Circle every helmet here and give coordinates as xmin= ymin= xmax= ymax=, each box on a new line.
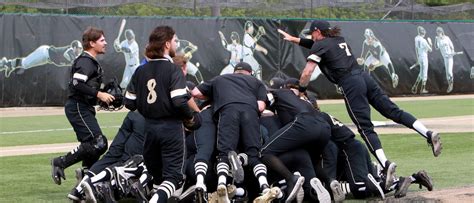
xmin=125 ymin=29 xmax=135 ymax=41
xmin=99 ymin=78 xmax=124 ymax=111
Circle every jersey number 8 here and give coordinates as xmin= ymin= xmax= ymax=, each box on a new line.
xmin=147 ymin=79 xmax=157 ymax=104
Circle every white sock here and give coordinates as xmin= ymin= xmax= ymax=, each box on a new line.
xmin=258 ymin=176 xmax=269 ymax=188
xmin=218 ymin=175 xmax=227 ymax=185
xmin=375 ymin=149 xmax=388 ymax=167
xmin=196 ymin=174 xmax=206 ymax=190
xmin=412 ymin=120 xmax=429 ymax=138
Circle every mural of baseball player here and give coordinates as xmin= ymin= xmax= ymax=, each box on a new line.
xmin=434 ymin=27 xmax=464 ymax=93
xmin=218 ymin=31 xmax=244 ymax=75
xmin=177 ymin=37 xmax=204 ymax=83
xmin=242 ymin=20 xmax=268 ymax=80
xmin=411 ymin=26 xmax=433 ymax=94
xmin=114 ymin=19 xmax=140 ymax=89
xmin=0 ymin=40 xmax=83 ymax=77
xmin=471 ymin=66 xmax=474 ymax=79
xmin=357 ymin=28 xmax=399 ymax=88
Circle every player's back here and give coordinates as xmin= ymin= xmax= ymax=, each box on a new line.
xmin=211 ymin=73 xmax=265 ymax=113
xmin=132 ymin=59 xmax=184 ymax=119
xmin=313 ymin=36 xmax=360 ymax=83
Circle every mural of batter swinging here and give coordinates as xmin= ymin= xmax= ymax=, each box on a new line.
xmin=242 ymin=20 xmax=268 ymax=80
xmin=434 ymin=26 xmax=464 ymax=93
xmin=357 ymin=28 xmax=399 ymax=88
xmin=411 ymin=26 xmax=433 ymax=94
xmin=177 ymin=37 xmax=204 ymax=84
xmin=218 ymin=31 xmax=244 ymax=75
xmin=0 ymin=40 xmax=83 ymax=78
xmin=113 ymin=19 xmax=140 ymax=89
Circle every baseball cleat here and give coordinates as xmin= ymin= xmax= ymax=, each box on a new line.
xmin=383 ymin=160 xmax=397 ymax=190
xmin=254 ymin=187 xmax=281 ymax=203
xmin=367 ymin=173 xmax=385 ymax=199
xmin=427 ymin=131 xmax=442 ymax=157
xmin=285 ymin=174 xmax=305 ymax=203
xmin=216 ymin=184 xmax=230 ymax=203
xmin=81 ymin=178 xmax=97 ymax=203
xmin=394 ymin=176 xmax=412 ymax=198
xmin=413 ymin=170 xmax=433 ymax=191
xmin=330 ymin=180 xmax=345 ymax=202
xmin=310 ymin=177 xmax=331 ymax=203
xmin=67 ymin=188 xmax=83 ymax=201
xmin=130 ymin=180 xmax=147 ymax=203
xmin=195 ymin=185 xmax=207 ymax=203
xmin=228 ymin=151 xmax=244 ymax=184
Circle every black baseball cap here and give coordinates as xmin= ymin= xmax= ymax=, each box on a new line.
xmin=303 ymin=20 xmax=331 ymax=35
xmin=284 ymin=78 xmax=300 ymax=89
xmin=269 ymin=77 xmax=285 ymax=89
xmin=234 ymin=62 xmax=252 ymax=73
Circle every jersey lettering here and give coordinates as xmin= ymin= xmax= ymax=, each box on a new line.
xmin=146 ymin=79 xmax=157 ymax=104
xmin=338 ymin=42 xmax=352 ymax=56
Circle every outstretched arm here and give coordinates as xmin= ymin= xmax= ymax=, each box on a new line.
xmin=299 ymin=60 xmax=319 ymax=89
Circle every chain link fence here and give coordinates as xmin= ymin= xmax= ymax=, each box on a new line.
xmin=1 ymin=0 xmax=473 ymax=20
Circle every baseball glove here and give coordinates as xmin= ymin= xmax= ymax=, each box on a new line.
xmin=98 ymin=78 xmax=124 ymax=111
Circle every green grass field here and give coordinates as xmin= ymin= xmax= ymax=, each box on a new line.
xmin=0 ymin=97 xmax=473 ymax=202
xmin=0 ymin=133 xmax=472 ymax=202
xmin=1 ymin=98 xmax=472 ymax=147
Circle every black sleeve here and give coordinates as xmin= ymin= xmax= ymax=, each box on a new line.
xmin=307 ymin=41 xmax=328 ymax=64
xmin=170 ymin=66 xmax=193 ymax=119
xmin=71 ymin=58 xmax=99 ymax=97
xmin=256 ymin=80 xmax=268 ymax=102
xmin=196 ymin=79 xmax=213 ymax=97
xmin=299 ymin=38 xmax=314 ymax=49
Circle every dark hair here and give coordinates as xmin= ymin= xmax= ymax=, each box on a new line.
xmin=82 ymin=27 xmax=104 ymax=50
xmin=146 ymin=26 xmax=175 ymax=59
xmin=173 ymin=54 xmax=188 ymax=68
xmin=321 ymin=26 xmax=341 ymax=38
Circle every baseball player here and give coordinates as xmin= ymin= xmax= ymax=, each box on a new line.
xmin=261 ymin=78 xmax=331 ymax=202
xmin=357 ymin=28 xmax=399 ymax=88
xmin=278 ymin=20 xmax=442 ymax=191
xmin=191 ymin=62 xmax=277 ymax=203
xmin=219 ymin=31 xmax=244 ymax=75
xmin=242 ymin=21 xmax=268 ymax=80
xmin=124 ymin=26 xmax=201 ymax=203
xmin=51 ymin=27 xmax=114 ymax=186
xmin=435 ymin=27 xmax=459 ymax=93
xmin=67 ymin=110 xmax=149 ymax=202
xmin=114 ymin=29 xmax=140 ymax=89
xmin=177 ymin=38 xmax=204 ymax=84
xmin=0 ymin=40 xmax=83 ymax=77
xmin=412 ymin=26 xmax=433 ymax=94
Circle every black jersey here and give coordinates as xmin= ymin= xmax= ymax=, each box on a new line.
xmin=197 ymin=73 xmax=267 ymax=114
xmin=268 ymin=89 xmax=316 ymax=125
xmin=126 ymin=57 xmax=190 ymax=120
xmin=319 ymin=112 xmax=355 ymax=143
xmin=68 ymin=52 xmax=103 ymax=105
xmin=307 ymin=36 xmax=361 ymax=84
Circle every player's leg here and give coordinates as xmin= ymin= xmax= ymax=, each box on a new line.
xmin=193 ymin=108 xmax=216 ymax=200
xmin=338 ymin=72 xmax=396 ymax=190
xmin=364 ymin=73 xmax=442 ymax=157
xmin=148 ymin=120 xmax=185 ymax=203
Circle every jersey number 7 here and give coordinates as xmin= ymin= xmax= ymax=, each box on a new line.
xmin=338 ymin=43 xmax=352 ymax=56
